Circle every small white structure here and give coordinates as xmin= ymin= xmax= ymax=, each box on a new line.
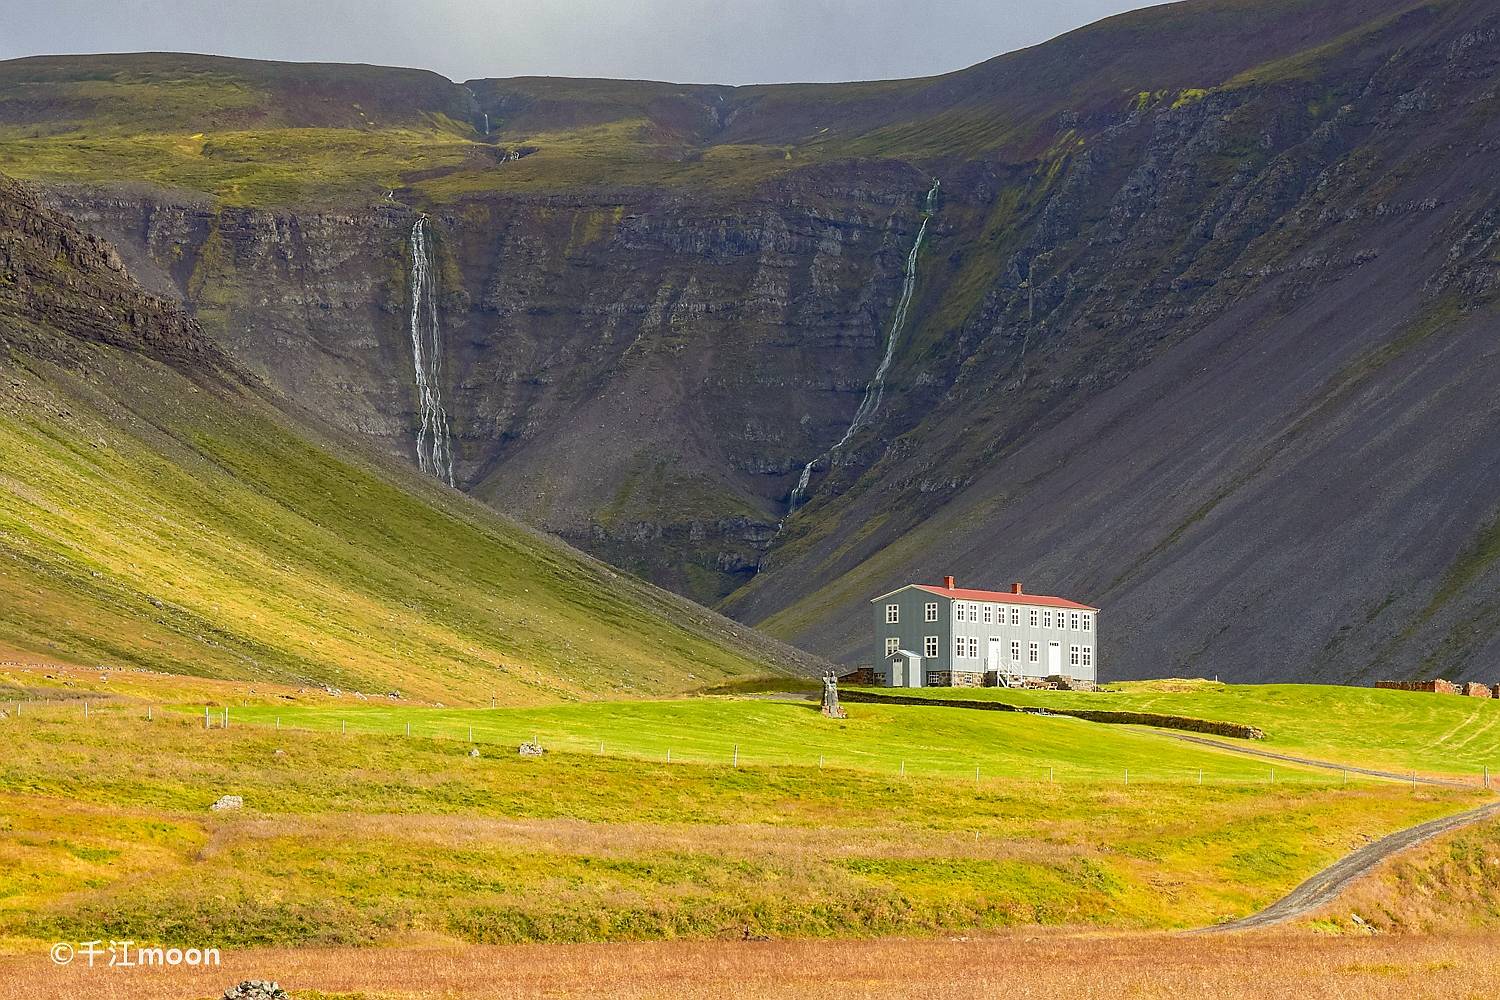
xmin=884 ymin=649 xmax=924 ymax=689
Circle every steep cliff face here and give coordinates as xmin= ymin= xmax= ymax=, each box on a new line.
xmin=0 ymin=175 xmax=215 ymax=364
xmin=9 ymin=0 xmax=1500 ymax=683
xmin=44 ymin=161 xmax=935 ymax=603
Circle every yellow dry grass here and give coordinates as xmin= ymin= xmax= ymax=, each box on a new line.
xmin=3 ymin=930 xmax=1499 ymax=999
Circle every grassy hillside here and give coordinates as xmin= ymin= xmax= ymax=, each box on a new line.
xmin=0 ymin=2 xmax=1434 ymax=206
xmin=851 ymin=681 xmax=1500 ymax=779
xmin=0 ymin=667 xmax=1475 ymax=949
xmin=0 ymin=346 xmax=810 ymax=703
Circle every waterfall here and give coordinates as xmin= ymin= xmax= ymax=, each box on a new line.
xmin=483 ymin=112 xmax=491 ymax=136
xmin=407 ymin=216 xmax=456 ymax=487
xmin=786 ymin=178 xmax=940 ymax=514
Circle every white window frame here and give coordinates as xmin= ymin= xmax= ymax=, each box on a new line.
xmin=1043 ymin=610 xmax=1053 ymax=628
xmin=885 ymin=637 xmax=901 ymax=657
xmin=924 ymin=602 xmax=939 ymax=623
xmin=1010 ymin=640 xmax=1020 ymax=661
xmin=1082 ymin=614 xmax=1092 ymax=631
xmin=969 ymin=605 xmax=978 ymax=622
xmin=1069 ymin=612 xmax=1080 ymax=630
xmin=983 ymin=605 xmax=993 ymax=624
xmin=886 ymin=603 xmax=900 ymax=624
xmin=924 ymin=635 xmax=939 ymax=658
xmin=1028 ymin=642 xmax=1039 ymax=663
xmin=955 ymin=637 xmax=966 ymax=659
xmin=1029 ymin=609 xmax=1038 ymax=627
xmin=954 ymin=603 xmax=965 ymax=622
xmin=1070 ymin=644 xmax=1080 ymax=667
xmin=1010 ymin=607 xmax=1020 ymax=625
xmin=968 ymin=637 xmax=978 ymax=658
xmin=1082 ymin=646 xmax=1093 ymax=668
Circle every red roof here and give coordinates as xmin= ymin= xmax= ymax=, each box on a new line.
xmin=908 ymin=583 xmax=1098 ymax=612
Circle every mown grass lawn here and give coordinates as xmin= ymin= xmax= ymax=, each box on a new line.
xmin=220 ymin=696 xmax=1343 ymax=784
xmin=848 ymin=681 xmax=1500 ymax=779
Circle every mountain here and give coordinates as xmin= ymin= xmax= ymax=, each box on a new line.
xmin=0 ymin=172 xmax=820 ymax=703
xmin=2 ymin=0 xmax=1499 ymax=683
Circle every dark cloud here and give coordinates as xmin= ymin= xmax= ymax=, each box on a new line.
xmin=7 ymin=0 xmax=1152 ymax=84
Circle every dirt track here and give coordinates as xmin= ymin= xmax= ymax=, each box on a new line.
xmin=1168 ymin=733 xmax=1480 ymax=788
xmin=1203 ymin=799 xmax=1500 ymax=932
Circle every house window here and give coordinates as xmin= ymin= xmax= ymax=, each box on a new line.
xmin=969 ymin=605 xmax=978 ymax=622
xmin=1028 ymin=642 xmax=1039 ymax=663
xmin=924 ymin=635 xmax=939 ymax=658
xmin=983 ymin=606 xmax=992 ymax=624
xmin=1070 ymin=645 xmax=1080 ymax=667
xmin=886 ymin=604 xmax=900 ymax=624
xmin=1082 ymin=647 xmax=1093 ymax=668
xmin=1010 ymin=607 xmax=1020 ymax=625
xmin=924 ymin=602 xmax=939 ymax=622
xmin=968 ymin=637 xmax=978 ymax=658
xmin=1010 ymin=640 xmax=1020 ymax=661
xmin=1029 ymin=609 xmax=1038 ymax=627
xmin=954 ymin=603 xmax=965 ymax=622
xmin=1043 ymin=610 xmax=1052 ymax=628
xmin=885 ymin=637 xmax=901 ymax=657
xmin=955 ymin=637 xmax=966 ymax=659
xmin=1069 ymin=612 xmax=1080 ymax=630
xmin=1082 ymin=614 xmax=1092 ymax=631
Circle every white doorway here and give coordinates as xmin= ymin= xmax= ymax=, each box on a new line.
xmin=1047 ymin=642 xmax=1062 ymax=676
xmin=986 ymin=637 xmax=1001 ymax=674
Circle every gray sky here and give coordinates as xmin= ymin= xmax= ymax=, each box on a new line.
xmin=8 ymin=0 xmax=1157 ymax=85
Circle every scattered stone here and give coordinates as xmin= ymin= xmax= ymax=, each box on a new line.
xmin=272 ymin=749 xmax=286 ymax=757
xmin=209 ymin=795 xmax=243 ymax=812
xmin=517 ymin=742 xmax=546 ymax=757
xmin=222 ymin=981 xmax=289 ymax=1000
xmin=0 ymin=709 xmax=8 ymax=720
xmin=468 ymin=747 xmax=481 ymax=758
xmin=387 ymin=689 xmax=402 ymax=700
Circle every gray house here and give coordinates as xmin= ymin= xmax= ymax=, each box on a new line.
xmin=870 ymin=576 xmax=1099 ymax=688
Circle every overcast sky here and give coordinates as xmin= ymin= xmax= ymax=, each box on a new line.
xmin=8 ymin=0 xmax=1159 ymax=85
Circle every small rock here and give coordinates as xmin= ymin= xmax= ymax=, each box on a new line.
xmin=222 ymin=981 xmax=289 ymax=1000
xmin=468 ymin=747 xmax=481 ymax=758
xmin=517 ymin=742 xmax=546 ymax=757
xmin=272 ymin=749 xmax=286 ymax=757
xmin=209 ymin=795 xmax=243 ymax=812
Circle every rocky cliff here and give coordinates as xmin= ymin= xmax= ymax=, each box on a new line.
xmin=8 ymin=0 xmax=1500 ymax=683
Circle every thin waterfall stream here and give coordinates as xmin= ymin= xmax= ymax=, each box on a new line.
xmin=785 ymin=178 xmax=940 ymax=515
xmin=407 ymin=215 xmax=456 ymax=487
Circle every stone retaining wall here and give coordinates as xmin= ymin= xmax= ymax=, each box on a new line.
xmin=840 ymin=691 xmax=1266 ymax=740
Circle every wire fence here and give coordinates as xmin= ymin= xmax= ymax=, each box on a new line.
xmin=5 ymin=696 xmax=1493 ymax=792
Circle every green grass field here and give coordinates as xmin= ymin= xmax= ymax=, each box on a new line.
xmin=0 ymin=678 xmax=1478 ymax=949
xmin=221 ymin=696 xmax=1344 ymax=784
xmin=850 ymin=680 xmax=1500 ymax=780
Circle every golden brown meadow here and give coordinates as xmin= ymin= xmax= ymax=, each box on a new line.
xmin=5 ymin=929 xmax=1500 ymax=1000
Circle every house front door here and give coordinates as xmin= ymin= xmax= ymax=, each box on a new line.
xmin=1047 ymin=642 xmax=1062 ymax=676
xmin=986 ymin=637 xmax=1001 ymax=674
